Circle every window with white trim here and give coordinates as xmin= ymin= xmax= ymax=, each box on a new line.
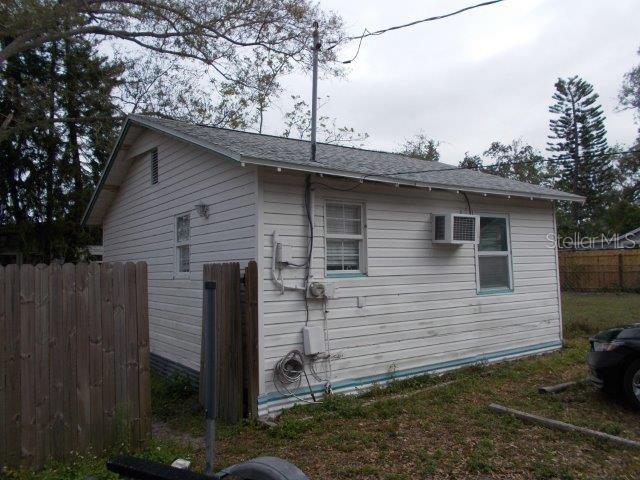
xmin=325 ymin=202 xmax=365 ymax=275
xmin=175 ymin=213 xmax=190 ymax=274
xmin=477 ymin=215 xmax=512 ymax=292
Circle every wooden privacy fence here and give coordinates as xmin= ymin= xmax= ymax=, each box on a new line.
xmin=0 ymin=262 xmax=151 ymax=469
xmin=559 ymin=249 xmax=640 ymax=291
xmin=199 ymin=261 xmax=258 ymax=423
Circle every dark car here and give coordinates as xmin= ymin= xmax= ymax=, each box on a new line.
xmin=587 ymin=323 xmax=640 ymax=409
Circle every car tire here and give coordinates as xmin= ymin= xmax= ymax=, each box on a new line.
xmin=623 ymin=359 xmax=640 ymax=410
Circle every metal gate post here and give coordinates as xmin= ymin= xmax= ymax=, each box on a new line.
xmin=204 ymin=281 xmax=217 ymax=476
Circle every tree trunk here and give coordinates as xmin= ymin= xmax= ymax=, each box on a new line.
xmin=568 ymin=86 xmax=582 ymax=235
xmin=64 ymin=39 xmax=83 ymax=224
xmin=43 ymin=42 xmax=60 ymax=260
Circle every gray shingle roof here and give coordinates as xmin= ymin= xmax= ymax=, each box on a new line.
xmin=131 ymin=114 xmax=583 ymax=202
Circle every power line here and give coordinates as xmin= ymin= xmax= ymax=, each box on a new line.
xmin=327 ymin=0 xmax=506 ymax=59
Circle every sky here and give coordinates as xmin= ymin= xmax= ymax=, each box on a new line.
xmin=261 ymin=0 xmax=640 ymax=166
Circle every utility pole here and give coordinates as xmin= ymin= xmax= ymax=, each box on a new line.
xmin=310 ymin=21 xmax=320 ymax=162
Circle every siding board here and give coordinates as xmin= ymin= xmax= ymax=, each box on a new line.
xmin=259 ymin=171 xmax=561 ymax=415
xmin=102 ymin=131 xmax=257 ymax=371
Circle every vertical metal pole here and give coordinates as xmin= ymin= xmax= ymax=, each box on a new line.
xmin=204 ymin=281 xmax=216 ymax=476
xmin=310 ymin=21 xmax=320 ymax=163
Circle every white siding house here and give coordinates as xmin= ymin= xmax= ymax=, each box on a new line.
xmin=83 ymin=115 xmax=583 ymax=416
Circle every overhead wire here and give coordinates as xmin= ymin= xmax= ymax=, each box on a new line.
xmin=327 ymin=0 xmax=507 ymax=62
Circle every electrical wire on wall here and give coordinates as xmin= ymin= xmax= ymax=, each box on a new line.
xmin=271 ymin=174 xmax=336 ymax=403
xmin=273 ymin=350 xmax=317 ymax=403
xmin=303 ymin=174 xmax=314 ymax=325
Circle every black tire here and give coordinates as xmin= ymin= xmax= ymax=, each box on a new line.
xmin=623 ymin=359 xmax=640 ymax=410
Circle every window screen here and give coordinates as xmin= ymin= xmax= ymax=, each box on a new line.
xmin=325 ymin=203 xmax=364 ymax=273
xmin=176 ymin=213 xmax=190 ymax=273
xmin=478 ymin=256 xmax=510 ymax=289
xmin=327 ymin=239 xmax=360 ymax=271
xmin=479 ymin=217 xmax=507 ymax=251
xmin=477 ymin=216 xmax=511 ymax=292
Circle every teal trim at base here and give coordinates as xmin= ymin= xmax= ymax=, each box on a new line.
xmin=258 ymin=340 xmax=562 ymax=405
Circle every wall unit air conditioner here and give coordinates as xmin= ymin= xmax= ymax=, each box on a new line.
xmin=432 ymin=213 xmax=479 ymax=245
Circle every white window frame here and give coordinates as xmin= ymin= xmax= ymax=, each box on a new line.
xmin=174 ymin=212 xmax=191 ymax=277
xmin=475 ymin=213 xmax=513 ymax=294
xmin=324 ymin=200 xmax=367 ymax=277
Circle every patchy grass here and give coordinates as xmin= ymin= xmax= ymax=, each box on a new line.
xmin=2 ymin=438 xmax=194 ymax=480
xmin=8 ymin=293 xmax=640 ymax=479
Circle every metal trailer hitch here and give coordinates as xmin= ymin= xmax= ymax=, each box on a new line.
xmin=106 ymin=455 xmax=309 ymax=480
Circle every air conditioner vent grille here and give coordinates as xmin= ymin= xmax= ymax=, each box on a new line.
xmin=453 ymin=216 xmax=476 ymax=241
xmin=434 ymin=215 xmax=445 ymax=241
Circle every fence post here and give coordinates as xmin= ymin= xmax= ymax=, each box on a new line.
xmin=203 ymin=280 xmax=217 ymax=476
xmin=618 ymin=253 xmax=624 ymax=291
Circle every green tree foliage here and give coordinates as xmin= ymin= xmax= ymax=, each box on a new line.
xmin=616 ymin=47 xmax=640 ymax=203
xmin=602 ymin=199 xmax=640 ymax=236
xmin=0 ymin=39 xmax=121 ymax=261
xmin=458 ymin=152 xmax=483 ymax=170
xmin=282 ymin=95 xmax=369 ymax=145
xmin=547 ymin=76 xmax=615 ymax=236
xmin=398 ymin=133 xmax=440 ymax=161
xmin=0 ymin=1 xmax=346 ymax=262
xmin=0 ymin=1 xmax=344 ymax=137
xmin=619 ymin=46 xmax=640 ymax=140
xmin=483 ymin=140 xmax=550 ymax=185
xmin=457 ymin=140 xmax=550 ymax=185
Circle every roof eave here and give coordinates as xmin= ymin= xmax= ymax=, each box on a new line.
xmin=129 ymin=114 xmax=242 ymax=163
xmin=83 ymin=116 xmax=584 ymax=229
xmin=81 ymin=118 xmax=132 ymax=227
xmin=239 ymin=155 xmax=585 ymax=203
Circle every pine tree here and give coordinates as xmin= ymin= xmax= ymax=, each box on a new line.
xmin=547 ymin=76 xmax=614 ymax=236
xmin=0 ymin=39 xmax=120 ymax=261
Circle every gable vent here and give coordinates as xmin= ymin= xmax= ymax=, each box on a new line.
xmin=151 ymin=149 xmax=159 ymax=185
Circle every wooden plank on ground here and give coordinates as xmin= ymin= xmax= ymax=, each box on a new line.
xmin=34 ymin=264 xmax=50 ymax=466
xmin=4 ymin=264 xmax=21 ymax=466
xmin=75 ymin=263 xmax=91 ymax=452
xmin=136 ymin=262 xmax=151 ymax=448
xmin=20 ymin=264 xmax=36 ymax=466
xmin=62 ymin=263 xmax=77 ymax=456
xmin=48 ymin=263 xmax=64 ymax=460
xmin=101 ymin=263 xmax=116 ymax=447
xmin=124 ymin=262 xmax=140 ymax=449
xmin=88 ymin=262 xmax=103 ymax=453
xmin=489 ymin=403 xmax=640 ymax=448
